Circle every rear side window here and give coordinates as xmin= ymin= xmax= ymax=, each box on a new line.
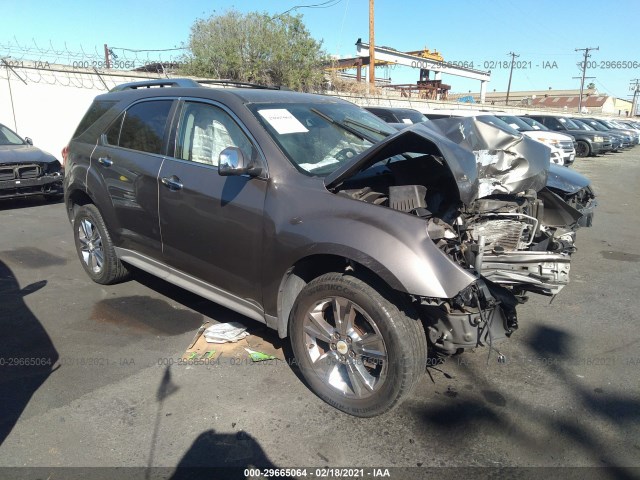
xmin=115 ymin=100 xmax=172 ymax=154
xmin=73 ymin=100 xmax=117 ymax=138
xmin=106 ymin=113 xmax=124 ymax=145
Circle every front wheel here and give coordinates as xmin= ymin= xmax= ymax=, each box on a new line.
xmin=289 ymin=273 xmax=427 ymax=417
xmin=575 ymin=140 xmax=591 ymax=158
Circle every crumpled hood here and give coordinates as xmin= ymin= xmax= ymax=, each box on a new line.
xmin=325 ymin=117 xmax=551 ymax=204
xmin=325 ymin=122 xmax=480 ymax=205
xmin=427 ymin=117 xmax=550 ymax=198
xmin=0 ymin=145 xmax=59 ymax=165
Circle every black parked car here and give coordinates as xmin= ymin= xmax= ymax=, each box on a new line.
xmin=580 ymin=118 xmax=637 ymax=147
xmin=64 ymin=79 xmax=595 ymax=416
xmin=526 ymin=114 xmax=612 ymax=157
xmin=0 ymin=123 xmax=64 ymax=200
xmin=364 ymin=106 xmax=428 ymax=125
xmin=571 ymin=118 xmax=623 ymax=152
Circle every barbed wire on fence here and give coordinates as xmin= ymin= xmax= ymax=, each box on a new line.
xmin=1 ymin=38 xmax=188 ymax=69
xmin=0 ymin=39 xmax=192 ymax=90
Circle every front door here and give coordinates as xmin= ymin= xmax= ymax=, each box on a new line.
xmin=158 ymin=100 xmax=268 ymax=309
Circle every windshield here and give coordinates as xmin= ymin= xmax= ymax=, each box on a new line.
xmin=608 ymin=120 xmax=628 ymax=129
xmin=582 ymin=119 xmax=608 ymax=131
xmin=571 ymin=119 xmax=594 ymax=131
xmin=518 ymin=117 xmax=549 ymax=131
xmin=396 ymin=109 xmax=428 ymax=124
xmin=495 ymin=115 xmax=534 ymax=131
xmin=558 ymin=117 xmax=580 ymax=129
xmin=248 ymin=102 xmax=396 ymax=176
xmin=476 ymin=115 xmax=522 ymax=136
xmin=0 ymin=124 xmax=25 ymax=146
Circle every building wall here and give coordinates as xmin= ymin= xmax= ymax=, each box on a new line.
xmin=0 ymin=66 xmax=161 ymax=159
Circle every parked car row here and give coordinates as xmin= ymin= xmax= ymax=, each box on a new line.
xmin=366 ymin=106 xmax=639 ymax=163
xmin=527 ymin=114 xmax=638 ymax=157
xmin=367 ymin=107 xmax=578 ymax=166
xmin=62 ymin=79 xmax=597 ymax=416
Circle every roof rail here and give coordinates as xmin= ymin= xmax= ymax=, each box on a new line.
xmin=197 ymin=79 xmax=278 ymax=90
xmin=110 ymin=78 xmax=281 ymax=92
xmin=110 ymin=78 xmax=202 ymax=92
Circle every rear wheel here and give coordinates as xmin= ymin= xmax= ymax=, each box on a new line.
xmin=289 ymin=273 xmax=427 ymax=417
xmin=73 ymin=204 xmax=130 ymax=284
xmin=575 ymin=140 xmax=591 ymax=157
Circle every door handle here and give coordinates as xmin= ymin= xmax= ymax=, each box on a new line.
xmin=98 ymin=157 xmax=113 ymax=167
xmin=161 ymin=175 xmax=183 ymax=191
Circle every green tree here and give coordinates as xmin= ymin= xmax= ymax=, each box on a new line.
xmin=586 ymin=82 xmax=596 ymax=90
xmin=181 ymin=10 xmax=327 ymax=91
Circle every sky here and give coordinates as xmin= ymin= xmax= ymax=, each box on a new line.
xmin=2 ymin=0 xmax=640 ymax=99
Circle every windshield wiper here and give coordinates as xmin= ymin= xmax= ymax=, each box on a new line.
xmin=342 ymin=117 xmax=391 ymax=138
xmin=310 ymin=108 xmax=380 ymax=143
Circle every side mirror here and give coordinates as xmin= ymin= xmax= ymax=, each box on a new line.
xmin=218 ymin=147 xmax=262 ymax=177
xmin=24 ymin=137 xmax=33 ymax=146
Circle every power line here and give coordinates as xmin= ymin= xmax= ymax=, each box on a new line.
xmin=110 ymin=47 xmax=187 ymax=52
xmin=279 ymin=0 xmax=343 ymax=16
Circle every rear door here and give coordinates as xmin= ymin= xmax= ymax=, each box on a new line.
xmin=90 ymin=98 xmax=175 ymax=258
xmin=158 ymin=99 xmax=268 ymax=308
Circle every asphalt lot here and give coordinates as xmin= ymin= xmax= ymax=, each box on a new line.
xmin=0 ymin=148 xmax=639 ymax=480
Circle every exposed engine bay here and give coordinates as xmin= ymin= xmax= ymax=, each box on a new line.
xmin=327 ymin=118 xmax=597 ymax=355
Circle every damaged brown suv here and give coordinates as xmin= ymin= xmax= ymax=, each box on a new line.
xmin=64 ymin=79 xmax=595 ymax=416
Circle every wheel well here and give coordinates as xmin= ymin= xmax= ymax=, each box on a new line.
xmin=66 ymin=189 xmax=94 ymax=223
xmin=277 ymin=254 xmax=404 ymax=339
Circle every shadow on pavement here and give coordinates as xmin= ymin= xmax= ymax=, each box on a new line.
xmin=0 ymin=260 xmax=59 ymax=445
xmin=416 ymin=324 xmax=640 ymax=479
xmin=0 ymin=195 xmax=63 ymax=212
xmin=143 ymin=365 xmax=291 ymax=480
xmin=128 ymin=267 xmax=287 ymax=349
xmin=169 ymin=429 xmax=292 ymax=480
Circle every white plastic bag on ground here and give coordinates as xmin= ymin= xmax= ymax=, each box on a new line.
xmin=203 ymin=322 xmax=249 ymax=343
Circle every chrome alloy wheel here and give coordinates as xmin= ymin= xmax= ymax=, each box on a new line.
xmin=303 ymin=296 xmax=388 ymax=398
xmin=77 ymin=219 xmax=104 ymax=274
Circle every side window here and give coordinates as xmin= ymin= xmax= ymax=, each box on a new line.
xmin=106 ymin=113 xmax=124 ymax=146
xmin=116 ymin=100 xmax=172 ymax=154
xmin=73 ymin=100 xmax=117 ymax=138
xmin=546 ymin=118 xmax=563 ymax=131
xmin=175 ymin=102 xmax=255 ymax=166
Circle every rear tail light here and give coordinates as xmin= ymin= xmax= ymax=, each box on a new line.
xmin=61 ymin=145 xmax=69 ymax=169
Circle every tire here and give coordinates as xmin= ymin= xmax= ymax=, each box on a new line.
xmin=73 ymin=204 xmax=130 ymax=285
xmin=575 ymin=140 xmax=591 ymax=158
xmin=289 ymin=273 xmax=427 ymax=417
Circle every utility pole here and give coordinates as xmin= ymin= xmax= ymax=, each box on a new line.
xmin=368 ymin=0 xmax=375 ymax=91
xmin=104 ymin=44 xmax=111 ymax=69
xmin=575 ymin=46 xmax=599 ymax=113
xmin=505 ymin=52 xmax=519 ymax=105
xmin=630 ymin=79 xmax=640 ymax=117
